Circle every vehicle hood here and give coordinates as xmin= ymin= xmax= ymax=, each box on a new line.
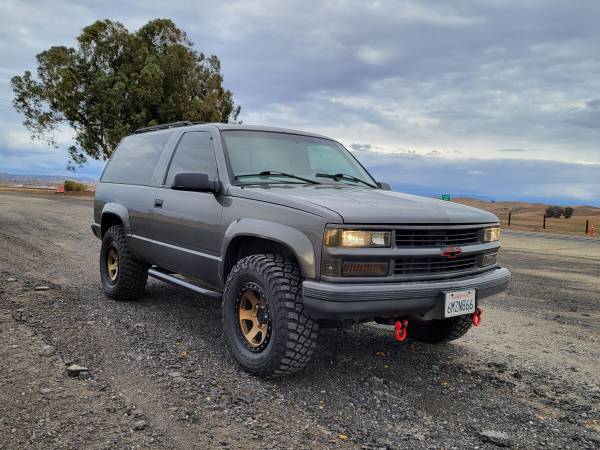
xmin=229 ymin=185 xmax=499 ymax=224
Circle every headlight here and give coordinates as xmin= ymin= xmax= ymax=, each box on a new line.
xmin=324 ymin=229 xmax=391 ymax=247
xmin=483 ymin=226 xmax=501 ymax=242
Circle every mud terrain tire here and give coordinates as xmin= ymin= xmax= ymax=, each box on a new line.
xmin=100 ymin=225 xmax=148 ymax=301
xmin=222 ymin=254 xmax=318 ymax=378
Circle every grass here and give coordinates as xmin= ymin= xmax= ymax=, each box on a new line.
xmin=63 ymin=180 xmax=87 ymax=192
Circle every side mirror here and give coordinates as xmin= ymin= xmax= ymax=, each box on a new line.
xmin=378 ymin=181 xmax=391 ymax=191
xmin=171 ymin=173 xmax=221 ymax=193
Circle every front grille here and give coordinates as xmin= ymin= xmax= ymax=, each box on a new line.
xmin=394 ymin=255 xmax=478 ymax=276
xmin=395 ymin=228 xmax=480 ymax=247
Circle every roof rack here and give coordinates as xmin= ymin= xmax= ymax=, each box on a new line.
xmin=134 ymin=121 xmax=196 ymax=134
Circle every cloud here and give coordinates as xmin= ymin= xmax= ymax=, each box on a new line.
xmin=350 ymin=143 xmax=372 ymax=151
xmin=497 ymin=148 xmax=528 ymax=153
xmin=1 ymin=0 xmax=600 ymax=194
xmin=357 ymin=46 xmax=389 ymax=65
xmin=353 ymin=150 xmax=600 ymax=205
xmin=567 ymin=98 xmax=600 ymax=129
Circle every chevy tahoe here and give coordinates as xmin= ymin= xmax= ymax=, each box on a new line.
xmin=92 ymin=121 xmax=511 ymax=378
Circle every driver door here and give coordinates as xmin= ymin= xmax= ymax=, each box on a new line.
xmin=150 ymin=131 xmax=223 ymax=288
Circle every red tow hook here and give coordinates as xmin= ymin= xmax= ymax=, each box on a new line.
xmin=472 ymin=307 xmax=483 ymax=327
xmin=395 ymin=320 xmax=408 ymax=342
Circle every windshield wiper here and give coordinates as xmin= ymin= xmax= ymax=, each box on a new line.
xmin=235 ymin=170 xmax=320 ymax=185
xmin=315 ymin=172 xmax=377 ymax=188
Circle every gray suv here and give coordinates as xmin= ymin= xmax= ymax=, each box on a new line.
xmin=92 ymin=121 xmax=510 ymax=377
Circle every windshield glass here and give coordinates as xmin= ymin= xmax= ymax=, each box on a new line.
xmin=222 ymin=130 xmax=376 ymax=187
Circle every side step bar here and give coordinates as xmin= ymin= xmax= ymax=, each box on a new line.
xmin=148 ymin=267 xmax=222 ymax=299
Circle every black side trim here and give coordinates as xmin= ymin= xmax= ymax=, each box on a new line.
xmin=148 ymin=267 xmax=222 ymax=298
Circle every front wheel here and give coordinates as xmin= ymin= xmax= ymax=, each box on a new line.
xmin=409 ymin=314 xmax=473 ymax=343
xmin=222 ymin=254 xmax=319 ymax=378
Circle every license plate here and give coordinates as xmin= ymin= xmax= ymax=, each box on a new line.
xmin=444 ymin=289 xmax=476 ymax=318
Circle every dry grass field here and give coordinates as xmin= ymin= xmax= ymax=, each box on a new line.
xmin=0 ymin=185 xmax=94 ymax=197
xmin=455 ymin=198 xmax=600 ymax=236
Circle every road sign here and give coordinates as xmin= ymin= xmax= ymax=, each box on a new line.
xmin=441 ymin=194 xmax=451 ymax=201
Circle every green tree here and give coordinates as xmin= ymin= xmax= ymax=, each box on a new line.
xmin=64 ymin=180 xmax=87 ymax=191
xmin=545 ymin=205 xmax=564 ymax=218
xmin=11 ymin=19 xmax=240 ymax=170
xmin=563 ymin=207 xmax=574 ymax=219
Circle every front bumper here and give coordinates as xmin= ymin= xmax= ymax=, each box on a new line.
xmin=302 ymin=267 xmax=511 ymax=320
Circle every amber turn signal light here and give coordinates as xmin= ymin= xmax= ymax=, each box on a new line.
xmin=342 ymin=262 xmax=388 ymax=277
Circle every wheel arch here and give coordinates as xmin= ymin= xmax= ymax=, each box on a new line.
xmin=221 ymin=219 xmax=316 ymax=283
xmin=100 ymin=203 xmax=131 ymax=237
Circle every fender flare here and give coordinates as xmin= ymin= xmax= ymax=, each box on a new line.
xmin=101 ymin=203 xmax=132 ymax=234
xmin=220 ymin=219 xmax=316 ymax=280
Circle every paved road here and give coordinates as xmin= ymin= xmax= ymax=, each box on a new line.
xmin=1 ymin=192 xmax=599 ymax=449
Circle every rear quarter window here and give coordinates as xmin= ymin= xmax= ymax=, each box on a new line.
xmin=101 ymin=131 xmax=173 ymax=185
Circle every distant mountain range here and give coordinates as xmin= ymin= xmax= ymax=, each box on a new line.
xmin=0 ymin=172 xmax=98 ymax=187
xmin=389 ymin=183 xmax=498 ymax=203
xmin=0 ymin=172 xmax=593 ymax=207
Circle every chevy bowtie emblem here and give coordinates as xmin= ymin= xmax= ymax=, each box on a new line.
xmin=441 ymin=247 xmax=463 ymax=259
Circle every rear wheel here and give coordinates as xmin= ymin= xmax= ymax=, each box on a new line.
xmin=222 ymin=254 xmax=318 ymax=378
xmin=409 ymin=315 xmax=472 ymax=343
xmin=100 ymin=225 xmax=148 ymax=301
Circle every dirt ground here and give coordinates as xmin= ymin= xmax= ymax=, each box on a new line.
xmin=0 ymin=192 xmax=599 ymax=449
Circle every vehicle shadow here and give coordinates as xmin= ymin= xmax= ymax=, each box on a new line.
xmin=141 ymin=281 xmax=475 ymax=386
xmin=124 ymin=281 xmax=503 ymax=432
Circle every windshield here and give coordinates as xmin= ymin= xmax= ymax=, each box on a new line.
xmin=222 ymin=130 xmax=377 ymax=187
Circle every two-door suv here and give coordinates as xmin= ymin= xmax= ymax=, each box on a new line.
xmin=92 ymin=121 xmax=511 ymax=377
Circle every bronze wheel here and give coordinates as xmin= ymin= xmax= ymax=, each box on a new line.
xmin=222 ymin=255 xmax=319 ymax=377
xmin=100 ymin=225 xmax=148 ymax=301
xmin=106 ymin=246 xmax=119 ymax=283
xmin=237 ymin=283 xmax=271 ymax=352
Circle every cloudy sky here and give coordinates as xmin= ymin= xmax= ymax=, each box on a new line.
xmin=1 ymin=0 xmax=599 ymax=204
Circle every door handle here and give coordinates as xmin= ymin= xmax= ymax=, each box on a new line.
xmin=154 ymin=199 xmax=163 ymax=208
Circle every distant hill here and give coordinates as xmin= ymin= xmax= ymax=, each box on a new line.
xmin=454 ymin=198 xmax=600 ymax=217
xmin=454 ymin=198 xmax=600 ymax=235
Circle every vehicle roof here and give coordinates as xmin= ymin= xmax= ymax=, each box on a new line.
xmin=136 ymin=122 xmax=336 ymax=141
xmin=211 ymin=123 xmax=332 ymax=140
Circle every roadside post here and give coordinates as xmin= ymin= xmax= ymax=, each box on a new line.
xmin=508 ymin=213 xmax=511 ymax=227
xmin=543 ymin=214 xmax=546 ymax=230
xmin=590 ymin=224 xmax=596 ymax=238
xmin=585 ymin=220 xmax=589 ymax=234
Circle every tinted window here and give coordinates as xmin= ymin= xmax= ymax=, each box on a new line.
xmin=222 ymin=131 xmax=375 ymax=186
xmin=307 ymin=145 xmax=361 ymax=176
xmin=165 ymin=132 xmax=218 ymax=186
xmin=102 ymin=131 xmax=172 ymax=185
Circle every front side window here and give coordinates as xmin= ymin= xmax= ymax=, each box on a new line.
xmin=222 ymin=130 xmax=376 ymax=187
xmin=102 ymin=131 xmax=173 ymax=185
xmin=165 ymin=131 xmax=218 ymax=186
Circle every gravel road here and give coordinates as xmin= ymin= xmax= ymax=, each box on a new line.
xmin=1 ymin=192 xmax=599 ymax=449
